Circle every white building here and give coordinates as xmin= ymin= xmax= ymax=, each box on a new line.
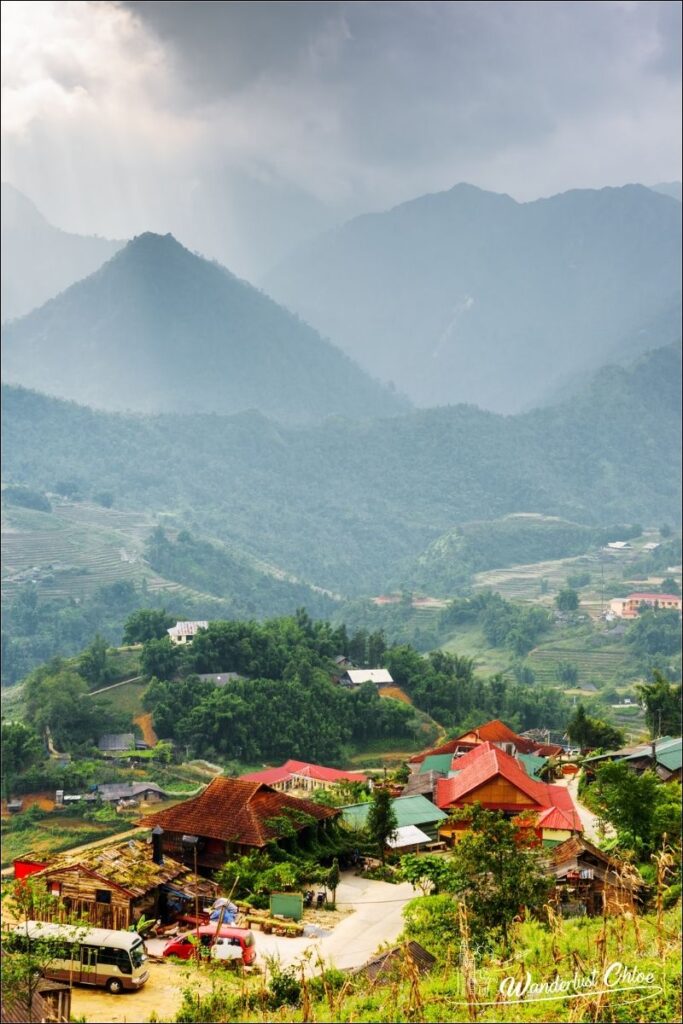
xmin=167 ymin=620 xmax=209 ymax=645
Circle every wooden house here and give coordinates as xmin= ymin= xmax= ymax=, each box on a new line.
xmin=1 ymin=976 xmax=71 ymax=1024
xmin=409 ymin=719 xmax=563 ymax=764
xmin=434 ymin=743 xmax=582 ymax=846
xmin=14 ymin=837 xmax=216 ymax=931
xmin=140 ymin=777 xmax=338 ymax=869
xmin=545 ymin=836 xmax=643 ymax=916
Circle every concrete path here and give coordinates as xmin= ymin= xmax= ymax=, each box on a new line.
xmin=563 ymin=775 xmax=615 ymax=843
xmin=146 ymin=872 xmax=416 ymax=975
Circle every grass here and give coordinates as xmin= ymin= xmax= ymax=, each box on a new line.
xmin=93 ymin=678 xmax=149 ymax=719
xmin=0 ymin=812 xmax=133 ymax=869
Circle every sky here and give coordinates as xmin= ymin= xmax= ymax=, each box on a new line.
xmin=1 ymin=0 xmax=681 ymax=279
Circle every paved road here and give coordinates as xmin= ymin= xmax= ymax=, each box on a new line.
xmin=563 ymin=775 xmax=615 ymax=843
xmin=146 ymin=871 xmax=415 ymax=975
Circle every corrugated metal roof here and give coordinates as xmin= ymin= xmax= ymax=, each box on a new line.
xmin=418 ymin=754 xmax=452 ymax=776
xmin=343 ymin=669 xmax=394 ymax=685
xmin=341 ymin=794 xmax=447 ymax=831
xmin=239 ymin=761 xmax=368 ymax=786
xmin=167 ymin=620 xmax=209 ymax=635
xmin=386 ymin=825 xmax=432 ymax=848
xmin=97 ymin=733 xmax=135 ymax=751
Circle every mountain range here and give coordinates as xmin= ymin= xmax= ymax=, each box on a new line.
xmin=1 ymin=231 xmax=405 ymax=423
xmin=1 ymin=183 xmax=124 ymax=321
xmin=3 ymin=342 xmax=680 ymax=595
xmin=264 ymin=183 xmax=681 ymax=413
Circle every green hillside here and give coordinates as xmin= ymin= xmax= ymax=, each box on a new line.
xmin=2 ymin=344 xmax=680 ymax=601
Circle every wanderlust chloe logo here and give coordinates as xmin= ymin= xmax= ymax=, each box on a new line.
xmin=497 ymin=961 xmax=662 ymax=1004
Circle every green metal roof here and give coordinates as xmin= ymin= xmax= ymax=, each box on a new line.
xmin=516 ymin=753 xmax=548 ymax=780
xmin=653 ymin=738 xmax=682 ymax=772
xmin=341 ymin=794 xmax=447 ymax=832
xmin=419 ymin=754 xmax=453 ymax=776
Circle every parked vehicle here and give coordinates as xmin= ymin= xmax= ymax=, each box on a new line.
xmin=303 ymin=890 xmax=314 ymax=907
xmin=315 ymin=891 xmax=326 ymax=908
xmin=9 ymin=921 xmax=148 ymax=994
xmin=162 ymin=925 xmax=256 ymax=965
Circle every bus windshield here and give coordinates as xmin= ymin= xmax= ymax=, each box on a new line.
xmin=130 ymin=939 xmax=146 ymax=968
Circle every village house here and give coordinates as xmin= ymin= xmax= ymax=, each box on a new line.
xmin=434 ymin=742 xmax=583 ymax=846
xmin=583 ymin=736 xmax=682 ymax=783
xmin=95 ymin=781 xmax=165 ymax=805
xmin=609 ymin=593 xmax=682 ymax=619
xmin=239 ymin=760 xmax=368 ymax=796
xmin=167 ymin=620 xmax=209 ymax=645
xmin=13 ymin=836 xmax=217 ymax=931
xmin=140 ymin=776 xmax=339 ymax=870
xmin=97 ymin=733 xmax=135 ymax=753
xmin=408 ymin=719 xmax=564 ymax=764
xmin=1 ymin=975 xmax=71 ymax=1024
xmin=341 ymin=793 xmax=447 ymax=843
xmin=339 ymin=668 xmax=394 ymax=688
xmin=545 ymin=836 xmax=642 ymax=916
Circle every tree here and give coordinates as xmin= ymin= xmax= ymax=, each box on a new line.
xmin=2 ymin=878 xmax=87 ymax=1023
xmin=398 ymin=854 xmax=459 ymax=895
xmin=555 ymin=588 xmax=579 ymax=612
xmin=140 ymin=636 xmax=181 ymax=680
xmin=450 ymin=805 xmax=551 ymax=951
xmin=566 ymin=704 xmax=624 ymax=751
xmin=660 ymin=577 xmax=681 ymax=595
xmin=591 ymin=761 xmax=680 ymax=854
xmin=327 ymin=858 xmax=340 ymax=906
xmin=123 ymin=608 xmax=175 ymax=645
xmin=637 ymin=671 xmax=682 ymax=738
xmin=1 ymin=721 xmax=43 ymax=800
xmin=366 ymin=787 xmax=398 ymax=863
xmin=78 ymin=633 xmax=110 ymax=688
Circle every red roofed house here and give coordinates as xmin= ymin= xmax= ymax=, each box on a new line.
xmin=140 ymin=777 xmax=338 ymax=870
xmin=240 ymin=760 xmax=368 ymax=797
xmin=434 ymin=743 xmax=582 ymax=847
xmin=609 ymin=593 xmax=682 ymax=619
xmin=409 ymin=720 xmax=563 ymax=764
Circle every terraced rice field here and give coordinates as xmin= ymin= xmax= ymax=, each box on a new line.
xmin=1 ymin=501 xmax=225 ymax=605
xmin=525 ymin=643 xmax=635 ymax=686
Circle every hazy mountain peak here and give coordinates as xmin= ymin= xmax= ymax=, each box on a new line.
xmin=265 ymin=182 xmax=681 ymax=414
xmin=1 ymin=183 xmax=124 ymax=321
xmin=1 ymin=228 xmax=407 ymax=423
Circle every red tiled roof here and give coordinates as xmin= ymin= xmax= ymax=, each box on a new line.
xmin=240 ymin=761 xmax=367 ymax=786
xmin=536 ymin=806 xmax=579 ymax=831
xmin=140 ymin=777 xmax=337 ymax=847
xmin=435 ymin=743 xmax=583 ymax=831
xmin=626 ymin=593 xmax=681 ymax=602
xmin=411 ymin=719 xmax=557 ymax=763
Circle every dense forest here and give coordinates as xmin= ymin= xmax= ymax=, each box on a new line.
xmin=2 ymin=343 xmax=680 ymax=601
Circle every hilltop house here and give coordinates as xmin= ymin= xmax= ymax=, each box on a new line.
xmin=140 ymin=777 xmax=338 ymax=869
xmin=609 ymin=593 xmax=682 ymax=618
xmin=339 ymin=669 xmax=394 ymax=688
xmin=239 ymin=760 xmax=367 ymax=796
xmin=167 ymin=620 xmax=208 ymax=645
xmin=13 ymin=837 xmax=216 ymax=931
xmin=434 ymin=742 xmax=582 ymax=846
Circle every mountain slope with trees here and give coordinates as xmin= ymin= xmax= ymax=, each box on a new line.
xmin=264 ymin=183 xmax=681 ymax=412
xmin=2 ymin=343 xmax=680 ymax=596
xmin=1 ymin=231 xmax=405 ymax=423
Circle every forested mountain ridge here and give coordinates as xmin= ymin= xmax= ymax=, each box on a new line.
xmin=1 ymin=183 xmax=124 ymax=321
xmin=1 ymin=231 xmax=406 ymax=423
xmin=264 ymin=183 xmax=681 ymax=413
xmin=2 ymin=343 xmax=679 ymax=596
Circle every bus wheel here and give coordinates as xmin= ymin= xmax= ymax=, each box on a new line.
xmin=106 ymin=978 xmax=124 ymax=994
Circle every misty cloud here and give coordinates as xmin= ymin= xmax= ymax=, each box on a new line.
xmin=1 ymin=1 xmax=681 ymax=279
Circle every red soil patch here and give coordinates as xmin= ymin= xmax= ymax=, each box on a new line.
xmin=134 ymin=712 xmax=158 ymax=746
xmin=2 ymin=791 xmax=55 ymax=816
xmin=378 ymin=685 xmax=413 ymax=705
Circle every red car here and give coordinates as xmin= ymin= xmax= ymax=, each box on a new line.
xmin=162 ymin=926 xmax=256 ymax=965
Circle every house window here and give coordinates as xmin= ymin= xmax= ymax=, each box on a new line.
xmin=47 ymin=881 xmax=61 ymax=897
xmin=95 ymin=889 xmax=112 ymax=904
